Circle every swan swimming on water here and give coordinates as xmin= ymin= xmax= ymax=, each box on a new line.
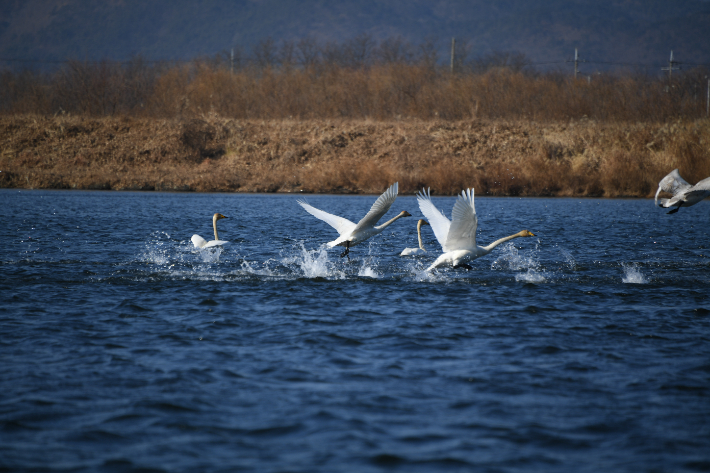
xmin=297 ymin=182 xmax=411 ymax=258
xmin=655 ymin=169 xmax=710 ymax=214
xmin=400 ymin=219 xmax=430 ymax=256
xmin=417 ymin=187 xmax=535 ymax=271
xmin=191 ymin=213 xmax=229 ymax=248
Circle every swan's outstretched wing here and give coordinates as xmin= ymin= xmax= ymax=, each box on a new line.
xmin=655 ymin=169 xmax=692 ymax=206
xmin=297 ymin=200 xmax=356 ymax=236
xmin=691 ymin=176 xmax=710 ymax=192
xmin=444 ymin=188 xmax=478 ymax=252
xmin=191 ymin=234 xmax=208 ymax=248
xmin=417 ymin=188 xmax=451 ymax=250
xmin=203 ymin=240 xmax=229 ymax=248
xmin=192 ymin=234 xmax=228 ymax=248
xmin=353 ymin=182 xmax=399 ymax=232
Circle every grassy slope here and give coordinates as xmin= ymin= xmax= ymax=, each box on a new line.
xmin=2 ymin=115 xmax=709 ymax=197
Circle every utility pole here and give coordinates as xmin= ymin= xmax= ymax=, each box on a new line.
xmin=567 ymin=48 xmax=585 ymax=79
xmin=661 ymin=50 xmax=679 ymax=83
xmin=450 ymin=38 xmax=455 ymax=74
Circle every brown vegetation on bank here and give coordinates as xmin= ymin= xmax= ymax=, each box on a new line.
xmin=2 ymin=43 xmax=709 ymax=196
xmin=2 ymin=115 xmax=709 ymax=197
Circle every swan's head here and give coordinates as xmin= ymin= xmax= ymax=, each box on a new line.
xmin=213 ymin=213 xmax=228 ymax=220
xmin=400 ymin=211 xmax=412 ymax=217
xmin=518 ymin=230 xmax=535 ymax=237
xmin=418 ymin=219 xmax=430 ymax=226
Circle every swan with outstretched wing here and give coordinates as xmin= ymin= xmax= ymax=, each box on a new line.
xmin=192 ymin=213 xmax=229 ymax=248
xmin=417 ymin=187 xmax=534 ymax=271
xmin=298 ymin=182 xmax=411 ymax=257
xmin=655 ymin=169 xmax=710 ymax=214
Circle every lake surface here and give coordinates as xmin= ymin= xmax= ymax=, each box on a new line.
xmin=1 ymin=189 xmax=709 ymax=473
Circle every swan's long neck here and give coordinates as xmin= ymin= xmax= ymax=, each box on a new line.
xmin=375 ymin=213 xmax=407 ymax=232
xmin=213 ymin=215 xmax=220 ymax=241
xmin=481 ymin=232 xmax=525 ymax=254
xmin=417 ymin=220 xmax=426 ymax=251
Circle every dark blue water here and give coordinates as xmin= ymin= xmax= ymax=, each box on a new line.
xmin=1 ymin=189 xmax=709 ymax=473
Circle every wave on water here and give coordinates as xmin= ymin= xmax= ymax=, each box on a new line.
xmin=621 ymin=263 xmax=647 ymax=284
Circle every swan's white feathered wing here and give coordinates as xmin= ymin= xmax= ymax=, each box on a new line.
xmin=417 ymin=188 xmax=451 ymax=250
xmin=689 ymin=177 xmax=710 ymax=193
xmin=296 ymin=200 xmax=357 ymax=236
xmin=191 ymin=234 xmax=228 ymax=248
xmin=352 ymin=182 xmax=399 ymax=232
xmin=444 ymin=188 xmax=478 ymax=252
xmin=655 ymin=169 xmax=692 ymax=206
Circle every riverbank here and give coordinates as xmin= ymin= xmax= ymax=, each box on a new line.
xmin=1 ymin=115 xmax=708 ymax=196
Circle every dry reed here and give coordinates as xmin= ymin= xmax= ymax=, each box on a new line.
xmin=2 ymin=115 xmax=709 ymax=197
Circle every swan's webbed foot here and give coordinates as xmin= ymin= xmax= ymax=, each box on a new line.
xmin=340 ymin=241 xmax=350 ymax=259
xmin=453 ymin=263 xmax=473 ymax=270
xmin=667 ymin=207 xmax=680 ymax=214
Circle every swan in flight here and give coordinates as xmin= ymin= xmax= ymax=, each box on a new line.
xmin=417 ymin=187 xmax=534 ymax=271
xmin=298 ymin=182 xmax=411 ymax=257
xmin=655 ymin=169 xmax=710 ymax=214
xmin=400 ymin=219 xmax=430 ymax=256
xmin=191 ymin=213 xmax=229 ymax=248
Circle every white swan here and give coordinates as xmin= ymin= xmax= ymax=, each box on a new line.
xmin=298 ymin=182 xmax=411 ymax=257
xmin=417 ymin=187 xmax=534 ymax=271
xmin=400 ymin=219 xmax=430 ymax=255
xmin=655 ymin=169 xmax=710 ymax=214
xmin=191 ymin=213 xmax=229 ymax=248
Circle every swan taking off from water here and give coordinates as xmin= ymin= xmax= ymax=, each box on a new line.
xmin=297 ymin=182 xmax=411 ymax=258
xmin=417 ymin=187 xmax=534 ymax=271
xmin=400 ymin=219 xmax=430 ymax=256
xmin=191 ymin=213 xmax=229 ymax=248
xmin=655 ymin=169 xmax=710 ymax=214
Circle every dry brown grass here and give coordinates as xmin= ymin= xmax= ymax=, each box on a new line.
xmin=2 ymin=115 xmax=709 ymax=197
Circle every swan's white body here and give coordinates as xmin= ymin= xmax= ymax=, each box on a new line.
xmin=655 ymin=169 xmax=710 ymax=214
xmin=417 ymin=188 xmax=534 ymax=271
xmin=191 ymin=213 xmax=229 ymax=248
xmin=298 ymin=182 xmax=411 ymax=255
xmin=400 ymin=219 xmax=429 ymax=256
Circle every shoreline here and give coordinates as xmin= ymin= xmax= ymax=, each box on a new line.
xmin=2 ymin=115 xmax=709 ymax=197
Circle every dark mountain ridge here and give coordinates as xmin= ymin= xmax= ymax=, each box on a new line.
xmin=1 ymin=0 xmax=709 ymax=71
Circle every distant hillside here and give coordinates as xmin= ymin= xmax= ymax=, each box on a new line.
xmin=1 ymin=0 xmax=709 ymax=70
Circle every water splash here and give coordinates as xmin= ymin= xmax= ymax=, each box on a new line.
xmin=491 ymin=242 xmax=546 ymax=282
xmin=558 ymin=247 xmax=578 ymax=270
xmin=515 ymin=269 xmax=547 ymax=283
xmin=357 ymin=242 xmax=380 ymax=278
xmin=282 ymin=243 xmax=345 ymax=279
xmin=621 ymin=263 xmax=647 ymax=284
xmin=358 ymin=266 xmax=379 ymax=278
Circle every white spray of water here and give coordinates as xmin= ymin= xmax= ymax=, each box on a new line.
xmin=239 ymin=259 xmax=276 ymax=277
xmin=282 ymin=243 xmax=345 ymax=279
xmin=194 ymin=246 xmax=224 ymax=263
xmin=356 ymin=241 xmax=381 ymax=278
xmin=491 ymin=242 xmax=546 ymax=283
xmin=621 ymin=263 xmax=647 ymax=284
xmin=558 ymin=247 xmax=578 ymax=270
